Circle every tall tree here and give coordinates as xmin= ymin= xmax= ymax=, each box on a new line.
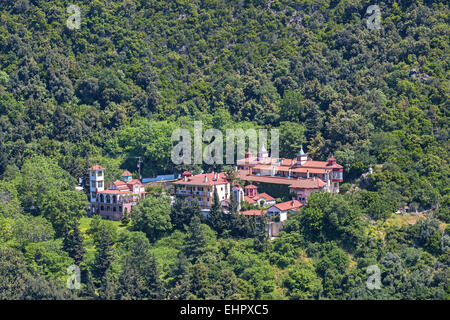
xmin=171 ymin=198 xmax=203 ymax=230
xmin=92 ymin=224 xmax=114 ymax=282
xmin=183 ymin=215 xmax=209 ymax=263
xmin=207 ymin=186 xmax=229 ymax=236
xmin=62 ymin=223 xmax=85 ymax=266
xmin=168 ymin=252 xmax=193 ymax=300
xmin=116 ymin=235 xmax=164 ymax=299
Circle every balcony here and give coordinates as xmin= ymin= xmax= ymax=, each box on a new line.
xmin=176 ymin=190 xmax=212 ymax=197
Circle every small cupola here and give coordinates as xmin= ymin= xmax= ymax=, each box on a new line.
xmin=327 ymin=157 xmax=337 ymax=166
xmin=296 ymin=146 xmax=308 ymax=165
xmin=257 ymin=145 xmax=269 ymax=161
xmin=121 ymin=170 xmax=133 ymax=182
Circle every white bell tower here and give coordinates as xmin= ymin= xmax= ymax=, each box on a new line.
xmin=88 ymin=165 xmax=105 ymax=212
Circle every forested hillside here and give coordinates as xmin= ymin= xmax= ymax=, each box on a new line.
xmin=0 ymin=0 xmax=449 ymax=300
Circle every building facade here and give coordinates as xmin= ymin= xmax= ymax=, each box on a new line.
xmin=88 ymin=165 xmax=146 ymax=220
xmin=172 ymin=171 xmax=230 ymax=212
xmin=237 ymin=147 xmax=343 ymax=202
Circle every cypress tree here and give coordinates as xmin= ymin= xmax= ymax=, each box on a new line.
xmin=207 ymin=186 xmax=228 ymax=235
xmin=80 ymin=269 xmax=97 ymax=300
xmin=183 ymin=215 xmax=208 ymax=263
xmin=116 ymin=236 xmax=164 ymax=299
xmin=62 ymin=223 xmax=85 ymax=266
xmin=92 ymin=223 xmax=114 ymax=282
xmin=168 ymin=252 xmax=192 ymax=300
xmin=120 ymin=208 xmax=130 ymax=226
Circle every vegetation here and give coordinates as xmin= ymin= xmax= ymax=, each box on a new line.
xmin=0 ymin=0 xmax=448 ymax=300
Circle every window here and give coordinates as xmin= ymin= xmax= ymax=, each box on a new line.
xmin=98 ymin=181 xmax=103 ymax=188
xmin=98 ymin=171 xmax=102 ymax=176
xmin=91 ymin=181 xmax=96 ymax=188
xmin=333 ymin=171 xmax=343 ymax=180
xmin=91 ymin=171 xmax=95 ymax=177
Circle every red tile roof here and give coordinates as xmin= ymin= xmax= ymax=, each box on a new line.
xmin=300 ymin=160 xmax=343 ymax=169
xmin=291 ymin=167 xmax=328 ymax=174
xmin=252 ymin=193 xmax=275 ymax=201
xmin=288 ymin=178 xmax=326 ymax=189
xmin=244 ymin=184 xmax=257 ymax=189
xmin=121 ymin=170 xmax=132 ymax=176
xmin=253 ymin=164 xmax=292 ymax=172
xmin=173 ymin=172 xmax=228 ymax=186
xmin=238 ymin=156 xmax=343 ymax=170
xmin=272 ymin=200 xmax=303 ymax=211
xmin=244 ymin=196 xmax=256 ymax=204
xmin=172 ymin=172 xmax=229 ymax=186
xmin=102 ymin=178 xmax=143 ymax=194
xmin=127 ymin=179 xmax=143 ymax=185
xmin=237 ymin=157 xmax=294 ymax=167
xmin=240 ymin=209 xmax=267 ymax=216
xmin=238 ymin=170 xmax=326 ymax=189
xmin=88 ymin=164 xmax=105 ymax=170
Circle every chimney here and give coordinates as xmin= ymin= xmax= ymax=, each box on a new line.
xmin=184 ymin=175 xmax=187 ymax=182
xmin=204 ymin=175 xmax=208 ymax=183
xmin=248 ymin=167 xmax=252 ymax=175
xmin=307 ymin=170 xmax=310 ymax=179
xmin=313 ymin=176 xmax=316 ymax=181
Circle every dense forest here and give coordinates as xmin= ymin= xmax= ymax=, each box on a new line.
xmin=0 ymin=0 xmax=449 ymax=300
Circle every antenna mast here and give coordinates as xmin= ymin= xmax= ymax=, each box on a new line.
xmin=136 ymin=156 xmax=142 ymax=180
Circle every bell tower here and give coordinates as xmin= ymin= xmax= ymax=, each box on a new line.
xmin=88 ymin=164 xmax=105 ymax=213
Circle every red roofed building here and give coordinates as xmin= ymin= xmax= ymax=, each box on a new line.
xmin=88 ymin=164 xmax=106 ymax=171
xmin=172 ymin=172 xmax=230 ymax=212
xmin=89 ymin=165 xmax=146 ymax=220
xmin=267 ymin=200 xmax=303 ymax=222
xmin=237 ymin=146 xmax=343 ymax=200
xmin=244 ymin=184 xmax=257 ymax=197
xmin=242 ymin=184 xmax=277 ymax=207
